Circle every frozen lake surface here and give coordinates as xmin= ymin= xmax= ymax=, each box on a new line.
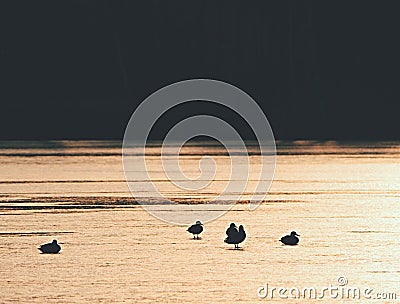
xmin=0 ymin=141 xmax=399 ymax=303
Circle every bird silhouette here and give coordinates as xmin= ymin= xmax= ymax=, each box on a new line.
xmin=187 ymin=220 xmax=203 ymax=239
xmin=225 ymin=224 xmax=246 ymax=249
xmin=280 ymin=231 xmax=300 ymax=245
xmin=38 ymin=239 xmax=61 ymax=254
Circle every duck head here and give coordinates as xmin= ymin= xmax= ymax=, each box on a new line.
xmin=195 ymin=221 xmax=203 ymax=225
xmin=239 ymin=225 xmax=245 ymax=232
xmin=230 ymin=223 xmax=237 ymax=228
xmin=52 ymin=239 xmax=58 ymax=244
xmin=290 ymin=231 xmax=300 ymax=237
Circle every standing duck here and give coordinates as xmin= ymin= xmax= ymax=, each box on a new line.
xmin=225 ymin=224 xmax=246 ymax=249
xmin=187 ymin=221 xmax=203 ymax=239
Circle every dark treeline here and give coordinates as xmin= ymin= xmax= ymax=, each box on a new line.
xmin=1 ymin=0 xmax=400 ymax=140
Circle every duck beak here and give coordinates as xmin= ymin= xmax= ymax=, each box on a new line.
xmin=296 ymin=234 xmax=300 ymax=237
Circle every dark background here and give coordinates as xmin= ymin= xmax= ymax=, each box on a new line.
xmin=1 ymin=0 xmax=399 ymax=140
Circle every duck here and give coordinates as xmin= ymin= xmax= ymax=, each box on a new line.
xmin=225 ymin=224 xmax=246 ymax=249
xmin=280 ymin=231 xmax=300 ymax=245
xmin=38 ymin=239 xmax=61 ymax=254
xmin=187 ymin=221 xmax=203 ymax=239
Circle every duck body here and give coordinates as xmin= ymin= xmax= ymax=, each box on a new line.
xmin=225 ymin=224 xmax=246 ymax=249
xmin=187 ymin=221 xmax=203 ymax=239
xmin=38 ymin=240 xmax=61 ymax=254
xmin=280 ymin=231 xmax=300 ymax=245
